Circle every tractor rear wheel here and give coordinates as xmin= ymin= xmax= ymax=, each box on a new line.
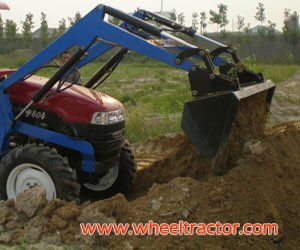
xmin=82 ymin=141 xmax=136 ymax=199
xmin=0 ymin=144 xmax=80 ymax=201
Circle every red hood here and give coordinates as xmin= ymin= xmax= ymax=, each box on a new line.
xmin=3 ymin=70 xmax=123 ymax=124
xmin=0 ymin=2 xmax=9 ymax=10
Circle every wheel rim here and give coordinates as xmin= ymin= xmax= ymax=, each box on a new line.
xmin=83 ymin=164 xmax=119 ymax=191
xmin=6 ymin=163 xmax=57 ymax=200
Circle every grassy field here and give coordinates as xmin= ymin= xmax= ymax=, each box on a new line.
xmin=0 ymin=52 xmax=298 ymax=143
xmin=250 ymin=64 xmax=298 ymax=84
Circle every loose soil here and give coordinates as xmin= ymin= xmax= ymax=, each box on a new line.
xmin=0 ymin=121 xmax=299 ymax=250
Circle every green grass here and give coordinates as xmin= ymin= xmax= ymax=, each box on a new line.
xmin=0 ymin=49 xmax=34 ymax=68
xmin=256 ymin=64 xmax=298 ymax=83
xmin=0 ymin=52 xmax=298 ymax=143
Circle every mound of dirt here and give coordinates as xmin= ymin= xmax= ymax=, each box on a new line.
xmin=132 ymin=90 xmax=270 ymax=196
xmin=0 ymin=122 xmax=299 ymax=249
xmin=218 ymin=88 xmax=270 ymax=174
xmin=132 ymin=134 xmax=212 ymax=198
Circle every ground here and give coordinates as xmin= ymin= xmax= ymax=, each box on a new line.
xmin=270 ymin=68 xmax=300 ymax=123
xmin=0 ymin=67 xmax=299 ymax=249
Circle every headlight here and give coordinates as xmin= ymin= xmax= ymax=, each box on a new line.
xmin=91 ymin=109 xmax=125 ymax=125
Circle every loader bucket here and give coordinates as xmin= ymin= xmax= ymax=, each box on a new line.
xmin=182 ymin=81 xmax=276 ymax=175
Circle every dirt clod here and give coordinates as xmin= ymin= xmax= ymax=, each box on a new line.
xmin=15 ymin=186 xmax=46 ymax=218
xmin=243 ymin=140 xmax=266 ymax=155
xmin=51 ymin=214 xmax=68 ymax=229
xmin=151 ymin=199 xmax=162 ymax=211
xmin=0 ymin=230 xmax=18 ymax=243
xmin=42 ymin=200 xmax=57 ymax=217
xmin=54 ymin=203 xmax=80 ymax=221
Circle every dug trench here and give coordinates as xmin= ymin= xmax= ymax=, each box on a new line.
xmin=0 ymin=120 xmax=299 ymax=249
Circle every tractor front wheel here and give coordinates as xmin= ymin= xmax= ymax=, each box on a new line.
xmin=0 ymin=144 xmax=80 ymax=201
xmin=81 ymin=141 xmax=136 ymax=199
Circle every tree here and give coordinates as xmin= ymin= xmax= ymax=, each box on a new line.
xmin=178 ymin=12 xmax=185 ymax=25
xmin=0 ymin=14 xmax=3 ymax=39
xmin=40 ymin=12 xmax=49 ymax=48
xmin=266 ymin=20 xmax=276 ymax=40
xmin=236 ymin=15 xmax=245 ymax=32
xmin=255 ymin=3 xmax=267 ymax=37
xmin=192 ymin=12 xmax=199 ymax=31
xmin=219 ymin=4 xmax=229 ymax=31
xmin=283 ymin=9 xmax=300 ymax=46
xmin=22 ymin=13 xmax=34 ymax=48
xmin=284 ymin=8 xmax=290 ymax=20
xmin=209 ymin=9 xmax=221 ymax=32
xmin=68 ymin=11 xmax=81 ymax=27
xmin=243 ymin=23 xmax=251 ymax=35
xmin=169 ymin=9 xmax=177 ymax=21
xmin=51 ymin=28 xmax=59 ymax=40
xmin=255 ymin=2 xmax=266 ymax=26
xmin=58 ymin=18 xmax=67 ymax=35
xmin=210 ymin=4 xmax=228 ymax=32
xmin=74 ymin=12 xmax=81 ymax=23
xmin=199 ymin=12 xmax=207 ymax=34
xmin=5 ymin=19 xmax=18 ymax=51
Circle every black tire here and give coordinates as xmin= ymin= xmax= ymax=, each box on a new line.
xmin=81 ymin=141 xmax=136 ymax=199
xmin=0 ymin=144 xmax=80 ymax=201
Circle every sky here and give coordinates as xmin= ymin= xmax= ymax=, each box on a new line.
xmin=1 ymin=0 xmax=299 ymax=32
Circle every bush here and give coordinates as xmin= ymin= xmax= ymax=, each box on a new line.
xmin=285 ymin=52 xmax=295 ymax=64
xmin=243 ymin=55 xmax=258 ymax=71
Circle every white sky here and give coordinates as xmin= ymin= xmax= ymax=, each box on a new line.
xmin=1 ymin=0 xmax=299 ymax=32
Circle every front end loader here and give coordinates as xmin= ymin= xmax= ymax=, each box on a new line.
xmin=131 ymin=10 xmax=275 ymax=174
xmin=0 ymin=4 xmax=275 ymax=201
xmin=96 ymin=7 xmax=275 ymax=174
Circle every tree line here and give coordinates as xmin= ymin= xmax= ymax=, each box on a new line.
xmin=0 ymin=11 xmax=81 ymax=51
xmin=0 ymin=2 xmax=299 ymax=53
xmin=169 ymin=2 xmax=300 ymax=46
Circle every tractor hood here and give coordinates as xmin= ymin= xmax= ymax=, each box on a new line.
xmin=5 ymin=73 xmax=124 ymax=124
xmin=0 ymin=2 xmax=9 ymax=10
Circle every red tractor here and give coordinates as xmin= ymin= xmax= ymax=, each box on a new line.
xmin=2 ymin=69 xmax=136 ymax=200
